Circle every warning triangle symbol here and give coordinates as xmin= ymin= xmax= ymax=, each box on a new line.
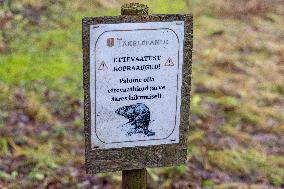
xmin=164 ymin=57 xmax=174 ymax=66
xmin=98 ymin=61 xmax=108 ymax=70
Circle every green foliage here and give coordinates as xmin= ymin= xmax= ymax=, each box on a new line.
xmin=24 ymin=93 xmax=54 ymax=124
xmin=147 ymin=0 xmax=188 ymax=14
xmin=0 ymin=171 xmax=11 ymax=180
xmin=0 ymin=138 xmax=9 ymax=155
xmin=28 ymin=169 xmax=45 ymax=181
xmin=0 ymin=27 xmax=82 ymax=98
xmin=29 ymin=144 xmax=59 ymax=169
xmin=202 ymin=179 xmax=215 ymax=188
xmin=190 ymin=94 xmax=209 ymax=118
xmin=0 ymin=170 xmax=17 ymax=181
xmin=208 ymin=148 xmax=284 ymax=186
xmin=52 ymin=127 xmax=67 ymax=137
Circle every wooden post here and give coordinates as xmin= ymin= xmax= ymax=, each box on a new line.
xmin=122 ymin=169 xmax=147 ymax=189
xmin=121 ymin=4 xmax=149 ymax=189
xmin=121 ymin=3 xmax=149 ymax=15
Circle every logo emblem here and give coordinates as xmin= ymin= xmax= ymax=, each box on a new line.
xmin=107 ymin=38 xmax=114 ymax=47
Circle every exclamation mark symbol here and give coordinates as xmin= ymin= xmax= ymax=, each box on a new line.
xmin=155 ymin=64 xmax=161 ymax=70
xmin=98 ymin=61 xmax=108 ymax=71
xmin=164 ymin=57 xmax=174 ymax=66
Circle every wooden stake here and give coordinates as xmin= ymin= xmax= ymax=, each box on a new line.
xmin=121 ymin=3 xmax=149 ymax=189
xmin=121 ymin=3 xmax=149 ymax=15
xmin=122 ymin=169 xmax=147 ymax=189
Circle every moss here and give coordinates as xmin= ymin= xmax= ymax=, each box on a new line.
xmin=121 ymin=3 xmax=149 ymax=15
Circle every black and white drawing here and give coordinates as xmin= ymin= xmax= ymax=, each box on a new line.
xmin=115 ymin=103 xmax=155 ymax=136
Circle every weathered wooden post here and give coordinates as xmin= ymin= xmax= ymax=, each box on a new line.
xmin=121 ymin=3 xmax=148 ymax=189
xmin=83 ymin=2 xmax=193 ymax=189
xmin=122 ymin=167 xmax=147 ymax=189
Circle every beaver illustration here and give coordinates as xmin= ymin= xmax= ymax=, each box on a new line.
xmin=115 ymin=103 xmax=155 ymax=136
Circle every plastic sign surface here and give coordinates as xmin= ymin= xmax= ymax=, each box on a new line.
xmin=90 ymin=22 xmax=184 ymax=149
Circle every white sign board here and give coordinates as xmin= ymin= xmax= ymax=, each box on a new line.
xmin=90 ymin=21 xmax=184 ymax=149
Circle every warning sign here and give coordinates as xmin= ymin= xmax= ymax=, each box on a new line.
xmin=83 ymin=14 xmax=193 ymax=174
xmin=164 ymin=57 xmax=174 ymax=66
xmin=98 ymin=61 xmax=108 ymax=70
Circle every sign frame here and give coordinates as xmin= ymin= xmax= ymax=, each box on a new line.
xmin=83 ymin=14 xmax=193 ymax=174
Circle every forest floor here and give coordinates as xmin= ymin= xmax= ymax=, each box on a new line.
xmin=0 ymin=0 xmax=284 ymax=188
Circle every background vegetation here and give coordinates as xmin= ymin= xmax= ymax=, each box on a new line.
xmin=0 ymin=0 xmax=284 ymax=188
